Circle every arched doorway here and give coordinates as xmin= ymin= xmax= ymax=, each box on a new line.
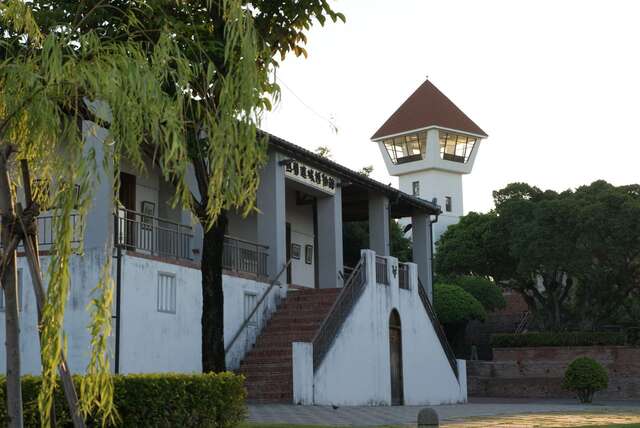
xmin=389 ymin=309 xmax=404 ymax=405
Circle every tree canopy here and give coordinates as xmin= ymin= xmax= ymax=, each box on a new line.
xmin=435 ymin=180 xmax=640 ymax=331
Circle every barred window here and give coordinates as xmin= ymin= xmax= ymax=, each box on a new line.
xmin=157 ymin=272 xmax=176 ymax=314
xmin=412 ymin=181 xmax=420 ymax=197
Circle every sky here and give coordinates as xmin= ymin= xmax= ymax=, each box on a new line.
xmin=261 ymin=0 xmax=640 ymax=214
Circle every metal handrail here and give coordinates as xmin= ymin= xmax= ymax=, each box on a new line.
xmin=114 ymin=207 xmax=194 ymax=260
xmin=224 ymin=234 xmax=269 ymax=251
xmin=312 ymin=257 xmax=367 ymax=371
xmin=417 ymin=277 xmax=459 ymax=379
xmin=515 ymin=311 xmax=531 ymax=334
xmin=222 ymin=236 xmax=269 ymax=278
xmin=224 ymin=259 xmax=292 ymax=355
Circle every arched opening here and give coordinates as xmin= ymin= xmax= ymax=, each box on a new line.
xmin=389 ymin=309 xmax=404 ymax=405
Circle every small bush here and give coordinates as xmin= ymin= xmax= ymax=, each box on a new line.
xmin=434 ymin=283 xmax=487 ymax=324
xmin=0 ymin=372 xmax=246 ymax=427
xmin=490 ymin=332 xmax=626 ymax=348
xmin=562 ymin=357 xmax=609 ymax=403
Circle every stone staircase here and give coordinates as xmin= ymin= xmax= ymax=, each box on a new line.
xmin=238 ymin=288 xmax=341 ymax=403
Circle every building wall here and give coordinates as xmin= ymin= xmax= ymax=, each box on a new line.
xmin=0 ymin=249 xmax=108 ymax=374
xmin=311 ymin=251 xmax=465 ymax=405
xmin=285 ymin=186 xmax=315 ymax=288
xmin=0 ymin=251 xmax=272 ymax=374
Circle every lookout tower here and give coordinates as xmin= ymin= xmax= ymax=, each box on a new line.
xmin=371 ymin=79 xmax=487 ymax=244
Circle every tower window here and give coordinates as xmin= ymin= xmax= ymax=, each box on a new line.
xmin=412 ymin=181 xmax=420 ymax=196
xmin=439 ymin=132 xmax=477 ymax=163
xmin=383 ymin=132 xmax=426 ymax=164
xmin=445 ymin=196 xmax=452 ymax=212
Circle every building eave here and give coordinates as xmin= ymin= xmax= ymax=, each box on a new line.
xmin=263 ymin=132 xmax=441 ymax=215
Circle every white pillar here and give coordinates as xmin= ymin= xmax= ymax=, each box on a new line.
xmin=317 ymin=187 xmax=344 ymax=288
xmin=257 ymin=151 xmax=287 ymax=281
xmin=368 ymin=194 xmax=390 ymax=256
xmin=411 ymin=212 xmax=434 ymax=302
xmin=292 ymin=342 xmax=314 ymax=405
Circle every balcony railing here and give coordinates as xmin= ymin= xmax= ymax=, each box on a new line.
xmin=222 ymin=236 xmax=268 ymax=279
xmin=114 ymin=208 xmax=193 ymax=260
xmin=26 ymin=214 xmax=82 ymax=247
xmin=375 ymin=256 xmax=389 ymax=285
xmin=398 ymin=263 xmax=410 ymax=290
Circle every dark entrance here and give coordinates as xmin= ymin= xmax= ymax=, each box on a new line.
xmin=389 ymin=309 xmax=404 ymax=405
xmin=118 ymin=172 xmax=137 ymax=249
xmin=286 ymin=222 xmax=292 ymax=284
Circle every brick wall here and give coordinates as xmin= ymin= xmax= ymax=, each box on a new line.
xmin=468 ymin=346 xmax=640 ymax=400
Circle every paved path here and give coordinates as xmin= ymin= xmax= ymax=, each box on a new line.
xmin=247 ymin=398 xmax=640 ymax=426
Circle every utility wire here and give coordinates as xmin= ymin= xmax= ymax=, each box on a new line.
xmin=277 ymin=76 xmax=338 ymax=134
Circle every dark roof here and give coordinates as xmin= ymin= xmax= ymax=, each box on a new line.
xmin=371 ymin=80 xmax=488 ymax=140
xmin=265 ymin=132 xmax=440 ymax=216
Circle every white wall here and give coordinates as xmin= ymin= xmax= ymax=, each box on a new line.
xmin=0 ymin=251 xmax=274 ymax=374
xmin=0 ymin=249 xmax=109 ymax=375
xmin=285 ymin=186 xmax=315 ymax=288
xmin=311 ymin=250 xmax=466 ymax=405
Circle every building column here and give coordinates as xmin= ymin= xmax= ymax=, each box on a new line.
xmin=368 ymin=194 xmax=390 ymax=256
xmin=317 ymin=187 xmax=344 ymax=288
xmin=257 ymin=151 xmax=287 ymax=281
xmin=83 ymin=121 xmax=115 ymax=251
xmin=412 ymin=212 xmax=434 ymax=302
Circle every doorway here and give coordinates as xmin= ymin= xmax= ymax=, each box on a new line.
xmin=118 ymin=172 xmax=136 ymax=249
xmin=389 ymin=309 xmax=404 ymax=405
xmin=286 ymin=222 xmax=292 ymax=284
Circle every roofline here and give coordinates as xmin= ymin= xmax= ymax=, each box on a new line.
xmin=371 ymin=125 xmax=488 ymax=142
xmin=263 ymin=132 xmax=441 ymax=215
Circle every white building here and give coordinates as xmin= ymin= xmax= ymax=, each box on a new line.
xmin=372 ymin=79 xmax=488 ymax=244
xmin=0 ymin=90 xmax=472 ymax=405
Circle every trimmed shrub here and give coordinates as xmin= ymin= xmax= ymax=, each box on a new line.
xmin=448 ymin=275 xmax=506 ymax=312
xmin=0 ymin=372 xmax=246 ymax=427
xmin=434 ymin=283 xmax=487 ymax=324
xmin=562 ymin=357 xmax=609 ymax=403
xmin=490 ymin=332 xmax=626 ymax=348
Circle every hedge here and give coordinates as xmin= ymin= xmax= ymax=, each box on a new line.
xmin=0 ymin=372 xmax=246 ymax=427
xmin=490 ymin=332 xmax=626 ymax=348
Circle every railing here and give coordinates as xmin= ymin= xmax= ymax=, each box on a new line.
xmin=114 ymin=208 xmax=193 ymax=260
xmin=417 ymin=278 xmax=459 ymax=379
xmin=375 ymin=256 xmax=389 ymax=285
xmin=222 ymin=236 xmax=268 ymax=278
xmin=225 ymin=260 xmax=291 ymax=356
xmin=15 ymin=214 xmax=82 ymax=248
xmin=312 ymin=257 xmax=367 ymax=370
xmin=515 ymin=311 xmax=531 ymax=334
xmin=398 ymin=263 xmax=410 ymax=290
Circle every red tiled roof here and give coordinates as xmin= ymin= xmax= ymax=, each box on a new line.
xmin=371 ymin=80 xmax=487 ymax=140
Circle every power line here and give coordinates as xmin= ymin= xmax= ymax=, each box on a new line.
xmin=276 ymin=76 xmax=338 ymax=134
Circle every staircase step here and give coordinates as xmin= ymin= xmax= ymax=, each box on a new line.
xmin=239 ymin=288 xmax=339 ymax=403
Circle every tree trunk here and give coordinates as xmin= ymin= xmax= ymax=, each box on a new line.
xmin=201 ymin=212 xmax=228 ymax=372
xmin=0 ymin=148 xmax=23 ymax=428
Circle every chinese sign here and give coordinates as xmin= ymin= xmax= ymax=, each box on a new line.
xmin=284 ymin=159 xmax=337 ymax=195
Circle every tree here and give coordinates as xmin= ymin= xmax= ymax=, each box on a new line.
xmin=436 ymin=181 xmax=640 ymax=331
xmin=446 ymin=275 xmax=506 ymax=313
xmin=342 ymin=220 xmax=412 ymax=267
xmin=27 ymin=1 xmax=345 ymax=375
xmin=433 ymin=283 xmax=486 ymax=355
xmin=1 ymin=2 xmax=194 ymax=425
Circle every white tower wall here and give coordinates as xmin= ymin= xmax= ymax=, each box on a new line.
xmin=398 ymin=169 xmax=463 ymax=243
